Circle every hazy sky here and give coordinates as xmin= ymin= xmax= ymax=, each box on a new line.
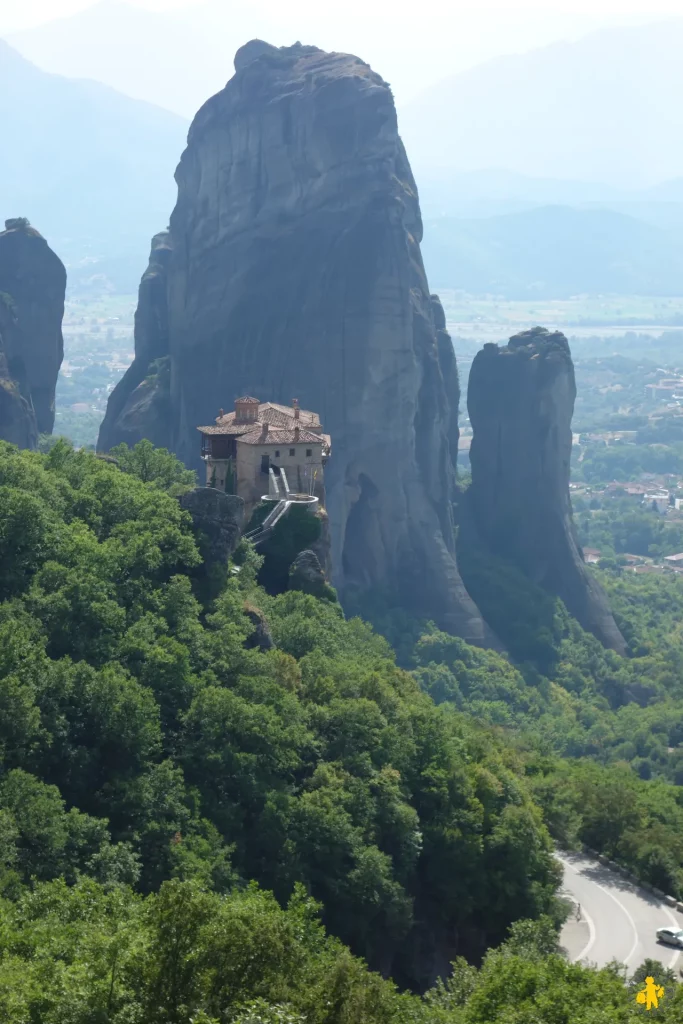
xmin=3 ymin=0 xmax=683 ymax=114
xmin=3 ymin=0 xmax=683 ymax=37
xmin=5 ymin=0 xmax=683 ymax=24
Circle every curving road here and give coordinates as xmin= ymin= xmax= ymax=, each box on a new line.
xmin=559 ymin=851 xmax=682 ymax=973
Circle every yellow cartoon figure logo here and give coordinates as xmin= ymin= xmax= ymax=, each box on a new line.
xmin=636 ymin=976 xmax=665 ymax=1011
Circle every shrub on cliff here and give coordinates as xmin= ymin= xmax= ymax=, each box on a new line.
xmin=2 ymin=217 xmax=41 ymax=237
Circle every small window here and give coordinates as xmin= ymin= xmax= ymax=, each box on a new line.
xmin=289 ymin=448 xmax=295 ymax=456
xmin=274 ymin=450 xmax=280 ymax=457
xmin=306 ymin=449 xmax=312 ymax=457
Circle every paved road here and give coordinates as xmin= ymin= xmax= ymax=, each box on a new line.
xmin=559 ymin=851 xmax=682 ymax=973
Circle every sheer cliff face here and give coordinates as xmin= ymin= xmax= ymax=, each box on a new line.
xmin=98 ymin=232 xmax=173 ymax=449
xmin=0 ymin=221 xmax=65 ymax=443
xmin=467 ymin=327 xmax=626 ymax=653
xmin=0 ymin=296 xmax=38 ymax=449
xmin=98 ymin=40 xmax=491 ymax=642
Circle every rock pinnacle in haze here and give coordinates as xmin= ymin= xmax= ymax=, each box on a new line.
xmin=466 ymin=327 xmax=626 ymax=653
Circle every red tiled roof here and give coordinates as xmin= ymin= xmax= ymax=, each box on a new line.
xmin=197 ymin=423 xmax=252 ymax=435
xmin=261 ymin=402 xmax=321 ymax=429
xmin=237 ymin=427 xmax=323 ymax=446
xmin=215 ymin=401 xmax=321 ymax=430
xmin=202 ymin=401 xmax=323 ymax=435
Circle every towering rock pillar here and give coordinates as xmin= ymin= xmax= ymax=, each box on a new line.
xmin=98 ymin=40 xmax=492 ymax=643
xmin=0 ymin=218 xmax=66 ymax=445
xmin=466 ymin=327 xmax=626 ymax=653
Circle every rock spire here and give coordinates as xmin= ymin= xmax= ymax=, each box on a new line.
xmin=98 ymin=40 xmax=492 ymax=642
xmin=466 ymin=327 xmax=626 ymax=653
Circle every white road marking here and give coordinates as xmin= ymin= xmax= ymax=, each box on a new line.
xmin=557 ymin=856 xmax=598 ymax=963
xmin=593 ymin=880 xmax=639 ymax=965
xmin=575 ymin=903 xmax=597 ymax=963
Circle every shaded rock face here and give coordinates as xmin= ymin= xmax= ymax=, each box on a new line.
xmin=98 ymin=40 xmax=492 ymax=643
xmin=98 ymin=232 xmax=172 ymax=450
xmin=288 ymin=549 xmax=329 ymax=599
xmin=244 ymin=605 xmax=275 ymax=651
xmin=309 ymin=507 xmax=332 ymax=580
xmin=0 ymin=296 xmax=38 ymax=449
xmin=179 ymin=487 xmax=244 ymax=566
xmin=466 ymin=327 xmax=626 ymax=653
xmin=0 ymin=220 xmax=65 ymax=442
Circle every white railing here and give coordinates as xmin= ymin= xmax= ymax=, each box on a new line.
xmin=244 ymin=498 xmax=292 ymax=545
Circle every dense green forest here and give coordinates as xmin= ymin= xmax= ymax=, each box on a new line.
xmin=358 ymin=529 xmax=683 ymax=898
xmin=575 ymin=496 xmax=683 ymax=558
xmin=5 ymin=440 xmax=683 ymax=1021
xmin=574 ymin=442 xmax=683 ymax=485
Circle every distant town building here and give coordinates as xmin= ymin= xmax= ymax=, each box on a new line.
xmin=197 ymin=397 xmax=330 ymax=512
xmin=582 ymin=548 xmax=602 ymax=564
xmin=645 ymin=380 xmax=683 ymax=397
xmin=643 ymin=492 xmax=670 ymax=515
xmin=623 ymin=483 xmax=651 ymax=496
xmin=606 ymin=482 xmax=650 ymax=497
xmin=664 ymin=552 xmax=683 ymax=564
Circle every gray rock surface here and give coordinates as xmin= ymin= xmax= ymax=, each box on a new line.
xmin=0 ymin=295 xmax=38 ymax=449
xmin=308 ymin=507 xmax=332 ymax=581
xmin=288 ymin=549 xmax=329 ymax=599
xmin=179 ymin=486 xmax=244 ymax=566
xmin=98 ymin=232 xmax=172 ymax=449
xmin=0 ymin=219 xmax=65 ymax=441
xmin=97 ymin=41 xmax=492 ymax=643
xmin=244 ymin=605 xmax=275 ymax=650
xmin=466 ymin=327 xmax=626 ymax=653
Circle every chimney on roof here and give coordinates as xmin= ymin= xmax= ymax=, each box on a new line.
xmin=293 ymin=398 xmax=300 ymax=421
xmin=261 ymin=422 xmax=269 ymax=441
xmin=218 ymin=408 xmax=224 ymax=419
xmin=235 ymin=396 xmax=259 ymax=423
xmin=294 ymin=426 xmax=300 ymax=443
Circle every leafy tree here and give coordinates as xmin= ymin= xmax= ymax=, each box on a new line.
xmin=109 ymin=438 xmax=196 ymax=494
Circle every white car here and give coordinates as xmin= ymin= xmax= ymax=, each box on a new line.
xmin=656 ymin=927 xmax=683 ymax=948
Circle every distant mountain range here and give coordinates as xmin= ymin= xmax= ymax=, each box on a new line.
xmin=0 ymin=38 xmax=187 ymax=292
xmin=5 ymin=0 xmax=619 ymax=118
xmin=5 ymin=17 xmax=683 ymax=301
xmin=401 ymin=19 xmax=683 ymax=190
xmin=5 ymin=1 xmax=232 ymax=121
xmin=421 ymin=206 xmax=683 ymax=298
